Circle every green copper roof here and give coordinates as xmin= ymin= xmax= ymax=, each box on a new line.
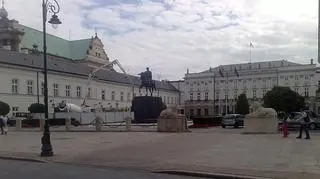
xmin=13 ymin=24 xmax=91 ymax=60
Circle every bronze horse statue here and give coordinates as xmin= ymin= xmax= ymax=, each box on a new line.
xmin=138 ymin=71 xmax=156 ymax=96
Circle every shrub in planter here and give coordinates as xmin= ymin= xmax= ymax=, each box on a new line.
xmin=28 ymin=103 xmax=45 ymax=113
xmin=0 ymin=100 xmax=10 ymax=115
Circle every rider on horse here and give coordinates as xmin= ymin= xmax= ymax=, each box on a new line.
xmin=138 ymin=67 xmax=156 ymax=96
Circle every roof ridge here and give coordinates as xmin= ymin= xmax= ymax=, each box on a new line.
xmin=18 ymin=24 xmax=68 ymax=42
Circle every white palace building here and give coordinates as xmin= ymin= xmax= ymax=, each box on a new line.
xmin=0 ymin=5 xmax=180 ymax=116
xmin=180 ymin=59 xmax=320 ymax=117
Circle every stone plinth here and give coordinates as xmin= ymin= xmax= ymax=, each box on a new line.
xmin=131 ymin=96 xmax=165 ymax=123
xmin=244 ymin=116 xmax=278 ymax=134
xmin=158 ymin=114 xmax=189 ymax=133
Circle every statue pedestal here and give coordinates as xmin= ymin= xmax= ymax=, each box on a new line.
xmin=244 ymin=116 xmax=278 ymax=134
xmin=131 ymin=96 xmax=164 ymax=123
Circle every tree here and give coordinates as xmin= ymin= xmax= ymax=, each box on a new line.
xmin=235 ymin=93 xmax=250 ymax=115
xmin=28 ymin=103 xmax=45 ymax=113
xmin=0 ymin=100 xmax=10 ymax=115
xmin=263 ymin=86 xmax=305 ymax=113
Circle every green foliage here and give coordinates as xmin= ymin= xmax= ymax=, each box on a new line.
xmin=28 ymin=103 xmax=45 ymax=113
xmin=0 ymin=100 xmax=10 ymax=115
xmin=235 ymin=93 xmax=250 ymax=115
xmin=263 ymin=86 xmax=305 ymax=113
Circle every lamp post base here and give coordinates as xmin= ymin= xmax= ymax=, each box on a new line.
xmin=40 ymin=131 xmax=53 ymax=157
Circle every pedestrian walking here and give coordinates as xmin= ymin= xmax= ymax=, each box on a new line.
xmin=296 ymin=108 xmax=310 ymax=140
xmin=0 ymin=115 xmax=4 ymax=135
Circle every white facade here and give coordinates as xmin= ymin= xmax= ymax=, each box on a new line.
xmin=182 ymin=60 xmax=320 ymax=116
xmin=0 ymin=64 xmax=179 ymax=116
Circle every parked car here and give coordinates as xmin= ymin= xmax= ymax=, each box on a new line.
xmin=221 ymin=114 xmax=245 ymax=128
xmin=279 ymin=111 xmax=320 ymax=130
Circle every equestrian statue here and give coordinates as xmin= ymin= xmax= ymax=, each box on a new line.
xmin=138 ymin=67 xmax=156 ymax=96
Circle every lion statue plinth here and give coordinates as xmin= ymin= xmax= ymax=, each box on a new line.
xmin=244 ymin=102 xmax=278 ymax=134
xmin=157 ymin=108 xmax=189 ymax=132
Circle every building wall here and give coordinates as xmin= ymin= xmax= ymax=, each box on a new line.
xmin=183 ymin=61 xmax=319 ymax=116
xmin=0 ymin=65 xmax=179 ymax=116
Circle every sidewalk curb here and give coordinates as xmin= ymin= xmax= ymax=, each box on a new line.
xmin=153 ymin=170 xmax=272 ymax=179
xmin=0 ymin=155 xmax=48 ymax=163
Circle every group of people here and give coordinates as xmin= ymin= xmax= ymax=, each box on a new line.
xmin=0 ymin=115 xmax=8 ymax=135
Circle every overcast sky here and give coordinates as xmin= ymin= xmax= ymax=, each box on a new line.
xmin=4 ymin=0 xmax=318 ymax=80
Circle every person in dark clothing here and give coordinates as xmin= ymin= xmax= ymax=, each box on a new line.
xmin=0 ymin=116 xmax=4 ymax=135
xmin=296 ymin=109 xmax=311 ymax=139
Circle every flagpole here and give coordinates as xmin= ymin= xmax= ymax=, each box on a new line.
xmin=225 ymin=72 xmax=228 ymax=115
xmin=250 ymin=43 xmax=252 ymax=64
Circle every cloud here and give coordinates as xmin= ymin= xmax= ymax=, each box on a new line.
xmin=4 ymin=0 xmax=318 ymax=80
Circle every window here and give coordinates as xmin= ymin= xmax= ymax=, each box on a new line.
xmin=41 ymin=82 xmax=44 ymax=95
xmin=53 ymin=84 xmax=59 ymax=97
xmin=205 ymin=92 xmax=208 ymax=100
xmin=197 ymin=92 xmax=201 ymax=100
xmin=197 ymin=109 xmax=201 ymax=116
xmin=305 ymin=75 xmax=309 ymax=80
xmin=101 ymin=90 xmax=105 ymax=100
xmin=27 ymin=80 xmax=33 ymax=95
xmin=262 ymin=89 xmax=267 ymax=97
xmin=304 ymin=88 xmax=309 ymax=97
xmin=272 ymin=78 xmax=277 ymax=86
xmin=190 ymin=93 xmax=193 ymax=101
xmin=65 ymin=85 xmax=71 ymax=97
xmin=216 ymin=92 xmax=219 ymax=100
xmin=204 ymin=108 xmax=209 ymax=116
xmin=76 ymin=86 xmax=81 ymax=98
xmin=253 ymin=89 xmax=257 ymax=98
xmin=294 ymin=87 xmax=299 ymax=93
xmin=174 ymin=97 xmax=177 ymax=104
xmin=87 ymin=87 xmax=92 ymax=98
xmin=171 ymin=97 xmax=173 ymax=104
xmin=285 ymin=76 xmax=289 ymax=81
xmin=120 ymin=92 xmax=124 ymax=102
xmin=189 ymin=109 xmax=194 ymax=116
xmin=234 ymin=90 xmax=238 ymax=99
xmin=11 ymin=79 xmax=18 ymax=94
xmin=12 ymin=107 xmax=18 ymax=116
xmin=167 ymin=96 xmax=170 ymax=104
xmin=262 ymin=80 xmax=266 ymax=88
xmin=127 ymin=93 xmax=131 ymax=102
xmin=111 ymin=91 xmax=115 ymax=100
xmin=295 ymin=75 xmax=299 ymax=80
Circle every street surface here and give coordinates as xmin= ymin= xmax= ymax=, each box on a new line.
xmin=1 ymin=127 xmax=320 ymax=178
xmin=0 ymin=159 xmax=205 ymax=179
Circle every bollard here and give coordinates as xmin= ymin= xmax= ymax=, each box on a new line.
xmin=39 ymin=118 xmax=45 ymax=132
xmin=95 ymin=116 xmax=102 ymax=132
xmin=65 ymin=117 xmax=72 ymax=132
xmin=16 ymin=118 xmax=22 ymax=131
xmin=125 ymin=116 xmax=132 ymax=131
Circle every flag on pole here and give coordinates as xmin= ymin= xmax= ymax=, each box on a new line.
xmin=234 ymin=67 xmax=239 ymax=77
xmin=219 ymin=68 xmax=224 ymax=77
xmin=250 ymin=42 xmax=254 ymax=48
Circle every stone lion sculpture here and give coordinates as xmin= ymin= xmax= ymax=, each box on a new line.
xmin=246 ymin=101 xmax=277 ymax=118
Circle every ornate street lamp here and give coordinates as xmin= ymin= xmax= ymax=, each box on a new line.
xmin=41 ymin=0 xmax=62 ymax=157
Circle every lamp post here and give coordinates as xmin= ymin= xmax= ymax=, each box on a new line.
xmin=41 ymin=0 xmax=62 ymax=157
